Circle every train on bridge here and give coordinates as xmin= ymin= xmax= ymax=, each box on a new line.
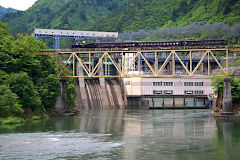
xmin=72 ymin=39 xmax=227 ymax=49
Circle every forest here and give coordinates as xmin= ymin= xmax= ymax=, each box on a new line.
xmin=0 ymin=21 xmax=76 ymax=124
xmin=1 ymin=0 xmax=239 ymax=45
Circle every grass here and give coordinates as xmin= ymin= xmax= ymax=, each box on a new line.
xmin=229 ymin=58 xmax=240 ymax=66
xmin=0 ymin=117 xmax=25 ymax=125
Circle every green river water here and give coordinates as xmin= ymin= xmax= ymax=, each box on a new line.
xmin=0 ymin=109 xmax=240 ymax=160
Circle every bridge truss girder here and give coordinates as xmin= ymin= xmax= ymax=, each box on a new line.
xmin=48 ymin=48 xmax=229 ymax=78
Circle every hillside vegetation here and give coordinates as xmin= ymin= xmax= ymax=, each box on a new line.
xmin=2 ymin=0 xmax=240 ymax=33
xmin=94 ymin=0 xmax=240 ymax=31
xmin=1 ymin=0 xmax=240 ymax=46
xmin=1 ymin=0 xmax=126 ymax=35
xmin=0 ymin=21 xmax=72 ymax=122
xmin=0 ymin=6 xmax=17 ymax=17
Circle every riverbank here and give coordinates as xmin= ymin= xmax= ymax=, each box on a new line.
xmin=0 ymin=107 xmax=79 ymax=125
xmin=0 ymin=115 xmax=45 ymax=125
xmin=213 ymin=105 xmax=240 ymax=119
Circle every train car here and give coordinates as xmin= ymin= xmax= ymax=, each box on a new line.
xmin=72 ymin=39 xmax=228 ymax=49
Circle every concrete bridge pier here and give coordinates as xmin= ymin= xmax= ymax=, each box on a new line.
xmin=76 ymin=62 xmax=89 ymax=109
xmin=221 ymin=77 xmax=234 ymax=115
xmin=55 ymin=78 xmax=67 ymax=113
xmin=99 ymin=65 xmax=110 ymax=108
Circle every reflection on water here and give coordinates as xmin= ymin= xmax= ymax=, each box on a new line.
xmin=0 ymin=109 xmax=240 ymax=160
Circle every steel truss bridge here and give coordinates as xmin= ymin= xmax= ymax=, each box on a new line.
xmin=33 ymin=28 xmax=118 ymax=49
xmin=40 ymin=47 xmax=240 ymax=78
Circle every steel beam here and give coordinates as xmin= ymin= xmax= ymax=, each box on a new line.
xmin=46 ymin=47 xmax=231 ymax=78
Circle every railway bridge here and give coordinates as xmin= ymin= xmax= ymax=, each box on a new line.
xmin=40 ymin=45 xmax=240 ymax=110
xmin=40 ymin=47 xmax=234 ymax=78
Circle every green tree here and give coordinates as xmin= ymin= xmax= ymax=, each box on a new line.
xmin=0 ymin=21 xmax=69 ymax=119
xmin=0 ymin=85 xmax=23 ymax=118
xmin=6 ymin=72 xmax=41 ymax=110
xmin=38 ymin=74 xmax=60 ymax=108
xmin=66 ymin=79 xmax=77 ymax=108
xmin=211 ymin=74 xmax=240 ymax=106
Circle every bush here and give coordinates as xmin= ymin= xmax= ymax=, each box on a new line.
xmin=211 ymin=73 xmax=240 ymax=106
xmin=0 ymin=85 xmax=23 ymax=118
xmin=0 ymin=116 xmax=25 ymax=124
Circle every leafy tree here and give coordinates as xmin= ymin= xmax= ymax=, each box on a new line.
xmin=6 ymin=72 xmax=42 ymax=110
xmin=38 ymin=74 xmax=60 ymax=108
xmin=0 ymin=22 xmax=14 ymax=71
xmin=0 ymin=21 xmax=76 ymax=119
xmin=66 ymin=79 xmax=77 ymax=108
xmin=211 ymin=73 xmax=240 ymax=107
xmin=0 ymin=6 xmax=17 ymax=17
xmin=1 ymin=0 xmax=126 ymax=35
xmin=0 ymin=85 xmax=23 ymax=118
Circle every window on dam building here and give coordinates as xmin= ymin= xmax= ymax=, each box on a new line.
xmin=184 ymin=82 xmax=194 ymax=86
xmin=153 ymin=82 xmax=163 ymax=86
xmin=194 ymin=82 xmax=204 ymax=86
xmin=164 ymin=82 xmax=173 ymax=86
xmin=125 ymin=81 xmax=131 ymax=85
xmin=184 ymin=90 xmax=204 ymax=95
xmin=184 ymin=90 xmax=194 ymax=95
xmin=195 ymin=90 xmax=204 ymax=95
xmin=153 ymin=90 xmax=162 ymax=95
xmin=164 ymin=90 xmax=173 ymax=95
xmin=184 ymin=82 xmax=204 ymax=86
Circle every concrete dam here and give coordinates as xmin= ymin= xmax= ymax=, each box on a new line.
xmin=51 ymin=46 xmax=238 ymax=111
xmin=76 ymin=79 xmax=125 ymax=109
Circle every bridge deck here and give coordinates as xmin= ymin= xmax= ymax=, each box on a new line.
xmin=39 ymin=47 xmax=235 ymax=55
xmin=38 ymin=47 xmax=240 ymax=78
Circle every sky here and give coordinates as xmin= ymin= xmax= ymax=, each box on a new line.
xmin=0 ymin=0 xmax=38 ymax=11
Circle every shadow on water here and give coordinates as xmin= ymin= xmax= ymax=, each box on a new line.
xmin=214 ymin=119 xmax=240 ymax=160
xmin=0 ymin=109 xmax=240 ymax=159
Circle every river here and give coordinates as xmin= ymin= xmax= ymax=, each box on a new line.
xmin=0 ymin=109 xmax=240 ymax=160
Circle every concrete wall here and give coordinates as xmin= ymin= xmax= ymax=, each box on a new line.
xmin=123 ymin=77 xmax=214 ymax=96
